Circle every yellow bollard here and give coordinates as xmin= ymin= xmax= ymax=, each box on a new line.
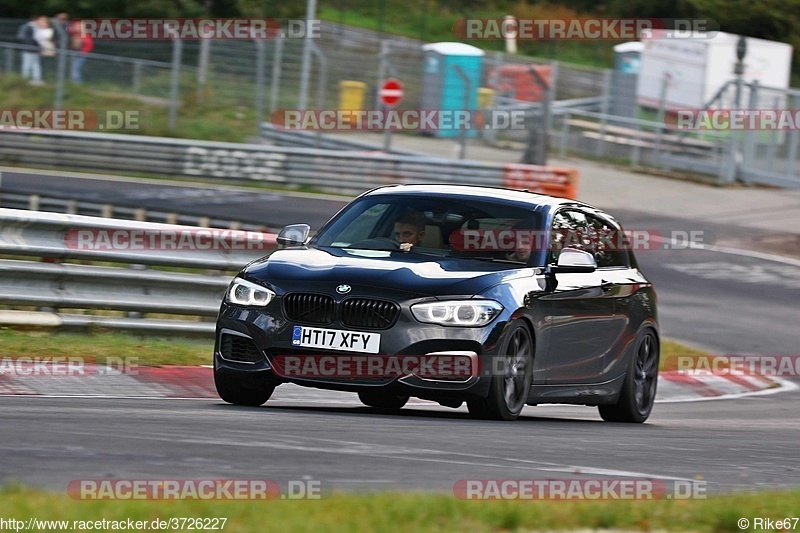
xmin=339 ymin=80 xmax=367 ymax=125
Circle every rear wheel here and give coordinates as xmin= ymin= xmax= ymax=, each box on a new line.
xmin=358 ymin=391 xmax=409 ymax=411
xmin=599 ymin=329 xmax=659 ymax=423
xmin=467 ymin=320 xmax=533 ymax=421
xmin=214 ymin=370 xmax=275 ymax=407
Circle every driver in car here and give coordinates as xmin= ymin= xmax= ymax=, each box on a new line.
xmin=393 ymin=209 xmax=426 ymax=251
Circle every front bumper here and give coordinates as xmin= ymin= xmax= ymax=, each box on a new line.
xmin=214 ymin=301 xmax=507 ymax=398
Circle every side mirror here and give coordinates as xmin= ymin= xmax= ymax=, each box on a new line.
xmin=277 ymin=224 xmax=310 ymax=246
xmin=551 ymin=247 xmax=597 ymax=273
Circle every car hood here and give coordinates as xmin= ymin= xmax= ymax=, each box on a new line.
xmin=243 ymin=247 xmax=531 ymax=297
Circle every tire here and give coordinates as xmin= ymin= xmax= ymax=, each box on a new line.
xmin=599 ymin=329 xmax=659 ymax=423
xmin=214 ymin=370 xmax=275 ymax=407
xmin=467 ymin=320 xmax=534 ymax=421
xmin=358 ymin=391 xmax=409 ymax=411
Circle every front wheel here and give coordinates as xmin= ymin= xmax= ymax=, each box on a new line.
xmin=215 ymin=370 xmax=275 ymax=407
xmin=598 ymin=329 xmax=659 ymax=423
xmin=467 ymin=320 xmax=534 ymax=421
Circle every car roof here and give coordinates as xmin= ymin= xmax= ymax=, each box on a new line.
xmin=362 ymin=184 xmax=593 ymax=211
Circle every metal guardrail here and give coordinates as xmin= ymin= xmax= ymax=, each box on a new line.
xmin=0 ymin=191 xmax=269 ymax=231
xmin=0 ymin=129 xmax=578 ymax=197
xmin=0 ymin=209 xmax=275 ymax=336
xmin=259 ymin=123 xmax=420 ymax=155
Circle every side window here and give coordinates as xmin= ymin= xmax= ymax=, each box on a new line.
xmin=549 ymin=210 xmax=591 ymax=264
xmin=586 ymin=214 xmax=629 ymax=268
xmin=328 ymin=203 xmax=390 ymax=246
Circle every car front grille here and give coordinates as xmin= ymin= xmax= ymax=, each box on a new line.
xmin=219 ymin=333 xmax=264 ymax=363
xmin=341 ymin=298 xmax=400 ymax=329
xmin=283 ymin=293 xmax=335 ymax=325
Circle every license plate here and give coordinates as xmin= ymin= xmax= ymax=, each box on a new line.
xmin=291 ymin=325 xmax=380 ymax=354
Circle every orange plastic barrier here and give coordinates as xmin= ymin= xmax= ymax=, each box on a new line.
xmin=502 ymin=163 xmax=579 ymax=199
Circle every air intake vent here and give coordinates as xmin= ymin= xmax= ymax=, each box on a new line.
xmin=341 ymin=298 xmax=400 ymax=330
xmin=220 ymin=334 xmax=263 ymax=363
xmin=283 ymin=293 xmax=335 ymax=325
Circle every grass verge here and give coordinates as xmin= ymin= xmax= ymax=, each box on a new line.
xmin=0 ymin=76 xmax=256 ymax=143
xmin=0 ymin=328 xmax=702 ymax=370
xmin=0 ymin=485 xmax=798 ymax=532
xmin=0 ymin=328 xmax=211 ymax=367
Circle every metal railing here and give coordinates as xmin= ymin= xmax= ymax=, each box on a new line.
xmin=0 ymin=128 xmax=577 ymax=196
xmin=0 ymin=209 xmax=275 ymax=336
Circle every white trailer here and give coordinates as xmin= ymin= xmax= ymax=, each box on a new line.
xmin=636 ymin=31 xmax=793 ymax=110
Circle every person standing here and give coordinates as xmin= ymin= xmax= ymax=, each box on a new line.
xmin=50 ymin=12 xmax=70 ymax=50
xmin=69 ymin=20 xmax=93 ymax=83
xmin=34 ymin=15 xmax=56 ymax=84
xmin=16 ymin=16 xmax=42 ymax=84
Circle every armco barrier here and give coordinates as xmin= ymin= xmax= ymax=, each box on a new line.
xmin=503 ymin=163 xmax=579 ymax=199
xmin=0 ymin=209 xmax=275 ymax=336
xmin=0 ymin=129 xmax=579 ymax=199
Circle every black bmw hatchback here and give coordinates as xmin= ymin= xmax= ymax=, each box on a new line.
xmin=214 ymin=185 xmax=659 ymax=423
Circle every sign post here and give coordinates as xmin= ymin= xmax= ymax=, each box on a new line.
xmin=379 ymin=78 xmax=403 ymax=152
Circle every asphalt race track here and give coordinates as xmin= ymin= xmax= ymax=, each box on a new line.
xmin=2 ymin=169 xmax=800 ymax=494
xmin=2 ymin=390 xmax=799 ymax=493
xmin=3 ymin=168 xmax=798 ymax=354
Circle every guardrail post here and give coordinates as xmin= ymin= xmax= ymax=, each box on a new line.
xmin=199 ymin=217 xmax=210 ymax=228
xmin=741 ymin=80 xmax=759 ymax=181
xmin=723 ymin=76 xmax=746 ymax=183
xmin=298 ymin=0 xmax=318 ymax=110
xmin=4 ymin=48 xmax=13 ymax=74
xmin=134 ymin=208 xmax=147 ymax=222
xmin=168 ymin=34 xmax=183 ymax=132
xmin=632 ymin=122 xmax=642 ymax=167
xmin=269 ymin=37 xmax=284 ymax=113
xmin=654 ymin=73 xmax=670 ymax=168
xmin=54 ymin=21 xmax=68 ymax=109
xmin=310 ymin=41 xmax=328 ymax=148
xmin=521 ymin=65 xmax=551 ymax=165
xmin=559 ymin=110 xmax=569 ymax=158
xmin=197 ymin=38 xmax=211 ymax=100
xmin=29 ymin=195 xmax=41 ymax=211
xmin=254 ymin=38 xmax=267 ymax=132
xmin=595 ymin=69 xmax=612 ymax=158
xmin=102 ymin=204 xmax=114 ymax=218
xmin=132 ymin=61 xmax=142 ymax=94
xmin=453 ymin=65 xmax=470 ymax=160
xmin=66 ymin=199 xmax=78 ymax=214
xmin=788 ymin=92 xmax=799 ymax=179
xmin=166 ymin=213 xmax=179 ymax=225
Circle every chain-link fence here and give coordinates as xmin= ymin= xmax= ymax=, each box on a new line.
xmin=2 ymin=17 xmax=800 ymax=187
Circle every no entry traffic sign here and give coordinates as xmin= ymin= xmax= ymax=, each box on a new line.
xmin=379 ymin=78 xmax=403 ymax=107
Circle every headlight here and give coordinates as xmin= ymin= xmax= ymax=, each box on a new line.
xmin=411 ymin=300 xmax=503 ymax=327
xmin=226 ymin=277 xmax=275 ymax=307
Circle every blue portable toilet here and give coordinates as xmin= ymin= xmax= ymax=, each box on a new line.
xmin=421 ymin=42 xmax=485 ymax=138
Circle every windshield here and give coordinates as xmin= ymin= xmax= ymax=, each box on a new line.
xmin=311 ymin=194 xmax=544 ymax=265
